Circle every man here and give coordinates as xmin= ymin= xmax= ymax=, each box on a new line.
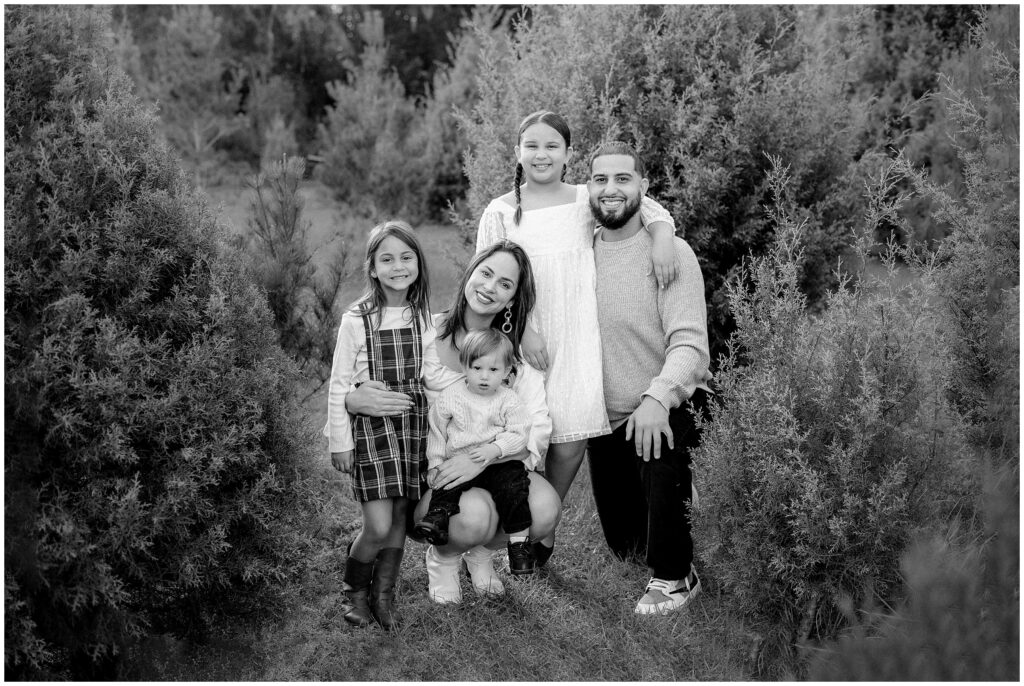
xmin=586 ymin=141 xmax=714 ymax=615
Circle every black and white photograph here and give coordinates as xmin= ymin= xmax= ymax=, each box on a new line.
xmin=4 ymin=3 xmax=1019 ymax=681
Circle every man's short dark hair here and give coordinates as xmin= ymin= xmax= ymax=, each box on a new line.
xmin=588 ymin=141 xmax=646 ymax=178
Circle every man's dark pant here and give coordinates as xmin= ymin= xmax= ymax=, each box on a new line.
xmin=586 ymin=389 xmax=708 ymax=580
xmin=428 ymin=460 xmax=532 ymax=534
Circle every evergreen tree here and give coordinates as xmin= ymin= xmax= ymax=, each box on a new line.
xmin=4 ymin=6 xmax=319 ymax=678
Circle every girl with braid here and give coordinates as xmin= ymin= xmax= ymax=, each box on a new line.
xmin=475 ymin=110 xmax=679 ymax=566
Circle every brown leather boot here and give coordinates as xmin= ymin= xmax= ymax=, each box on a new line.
xmin=342 ymin=555 xmax=375 ymax=627
xmin=370 ymin=547 xmax=404 ymax=631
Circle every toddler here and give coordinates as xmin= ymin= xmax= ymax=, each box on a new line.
xmin=415 ymin=329 xmax=537 ymax=575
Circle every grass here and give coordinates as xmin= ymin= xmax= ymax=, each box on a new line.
xmin=204 ymin=178 xmax=467 ymax=313
xmin=124 ymin=178 xmax=753 ymax=680
xmin=129 ymin=464 xmax=752 ymax=681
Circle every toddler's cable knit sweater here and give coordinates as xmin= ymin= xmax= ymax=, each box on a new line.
xmin=425 ymin=382 xmax=530 ymax=471
xmin=594 ymin=227 xmax=713 ymax=427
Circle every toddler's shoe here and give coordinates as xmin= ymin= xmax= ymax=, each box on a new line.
xmin=634 ymin=568 xmax=702 ymax=615
xmin=414 ymin=508 xmax=450 ymax=545
xmin=507 ymin=540 xmax=536 ymax=576
xmin=463 ymin=545 xmax=505 ymax=596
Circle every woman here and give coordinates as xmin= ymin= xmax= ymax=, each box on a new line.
xmin=346 ymin=240 xmax=562 ymax=604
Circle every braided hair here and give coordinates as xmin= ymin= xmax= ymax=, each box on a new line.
xmin=513 ymin=163 xmax=524 ymax=226
xmin=513 ymin=110 xmax=572 ymax=226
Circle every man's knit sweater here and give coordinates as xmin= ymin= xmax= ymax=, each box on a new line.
xmin=594 ymin=227 xmax=713 ymax=427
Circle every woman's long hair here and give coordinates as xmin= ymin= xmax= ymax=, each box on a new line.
xmin=352 ymin=220 xmax=431 ymax=330
xmin=438 ymin=240 xmax=536 ymax=360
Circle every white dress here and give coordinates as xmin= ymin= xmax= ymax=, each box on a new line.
xmin=476 ymin=185 xmax=674 ymax=444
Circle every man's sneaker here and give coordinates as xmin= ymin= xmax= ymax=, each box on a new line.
xmin=634 ymin=569 xmax=702 ymax=615
xmin=425 ymin=545 xmax=462 ymax=604
xmin=507 ymin=540 xmax=536 ymax=576
xmin=414 ymin=509 xmax=450 ymax=546
xmin=463 ymin=545 xmax=505 ymax=596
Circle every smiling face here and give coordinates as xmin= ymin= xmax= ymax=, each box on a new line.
xmin=463 ymin=250 xmax=520 ymax=318
xmin=370 ymin=235 xmax=420 ymax=305
xmin=515 ymin=122 xmax=572 ymax=186
xmin=587 ymin=153 xmax=649 ymax=231
xmin=464 ymin=350 xmax=512 ymax=396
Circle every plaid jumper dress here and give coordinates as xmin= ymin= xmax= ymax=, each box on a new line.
xmin=351 ymin=307 xmax=429 ymax=502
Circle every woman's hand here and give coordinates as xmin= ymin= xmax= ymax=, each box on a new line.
xmin=345 ymin=380 xmax=413 ymax=416
xmin=431 ymin=453 xmax=489 ymax=491
xmin=521 ymin=324 xmax=548 ymax=372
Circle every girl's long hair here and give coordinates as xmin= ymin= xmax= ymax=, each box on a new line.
xmin=513 ymin=110 xmax=572 ymax=226
xmin=352 ymin=220 xmax=431 ymax=330
xmin=438 ymin=240 xmax=536 ymax=361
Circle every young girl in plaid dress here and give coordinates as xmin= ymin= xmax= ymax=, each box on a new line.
xmin=324 ymin=221 xmax=460 ymax=630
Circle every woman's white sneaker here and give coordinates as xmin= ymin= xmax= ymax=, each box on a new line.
xmin=425 ymin=545 xmax=462 ymax=604
xmin=463 ymin=545 xmax=505 ymax=596
xmin=634 ymin=569 xmax=701 ymax=615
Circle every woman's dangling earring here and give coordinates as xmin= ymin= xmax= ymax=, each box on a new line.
xmin=502 ymin=304 xmax=513 ymax=334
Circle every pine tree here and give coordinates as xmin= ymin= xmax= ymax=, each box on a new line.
xmin=4 ymin=6 xmax=319 ymax=678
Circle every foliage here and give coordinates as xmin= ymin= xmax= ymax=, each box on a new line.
xmin=112 ymin=4 xmax=483 ymax=198
xmin=421 ymin=6 xmax=506 ymax=221
xmin=231 ymin=156 xmax=351 ymax=396
xmin=902 ymin=10 xmax=1020 ymax=459
xmin=112 ymin=5 xmax=354 ymax=166
xmin=807 ymin=466 xmax=1018 ymax=680
xmin=455 ymin=5 xmax=872 ymax=360
xmin=806 ymin=15 xmax=1019 ymax=678
xmin=314 ymin=11 xmax=432 ymax=221
xmin=689 ymin=160 xmax=975 ymax=677
xmin=332 ymin=5 xmax=479 ymax=99
xmin=848 ymin=5 xmax=1018 ymax=246
xmin=4 ymin=5 xmax=321 ymax=678
xmin=313 ymin=8 xmax=494 ymax=223
xmin=118 ymin=6 xmax=247 ymax=185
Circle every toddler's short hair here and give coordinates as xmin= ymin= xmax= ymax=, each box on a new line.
xmin=459 ymin=329 xmax=516 ymax=371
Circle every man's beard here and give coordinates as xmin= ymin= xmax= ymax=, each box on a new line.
xmin=589 ymin=193 xmax=642 ymax=229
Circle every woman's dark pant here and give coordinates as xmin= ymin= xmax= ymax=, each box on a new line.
xmin=428 ymin=460 xmax=532 ymax=534
xmin=586 ymin=389 xmax=708 ymax=580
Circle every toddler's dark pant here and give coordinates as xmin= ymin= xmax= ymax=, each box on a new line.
xmin=428 ymin=460 xmax=532 ymax=535
xmin=586 ymin=389 xmax=708 ymax=580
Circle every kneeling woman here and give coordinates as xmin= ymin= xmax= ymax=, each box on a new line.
xmin=348 ymin=241 xmax=561 ymax=603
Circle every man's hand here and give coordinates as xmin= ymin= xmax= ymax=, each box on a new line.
xmin=331 ymin=450 xmax=354 ymax=473
xmin=624 ymin=397 xmax=673 ymax=461
xmin=521 ymin=324 xmax=549 ymax=372
xmin=468 ymin=444 xmax=501 ymax=464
